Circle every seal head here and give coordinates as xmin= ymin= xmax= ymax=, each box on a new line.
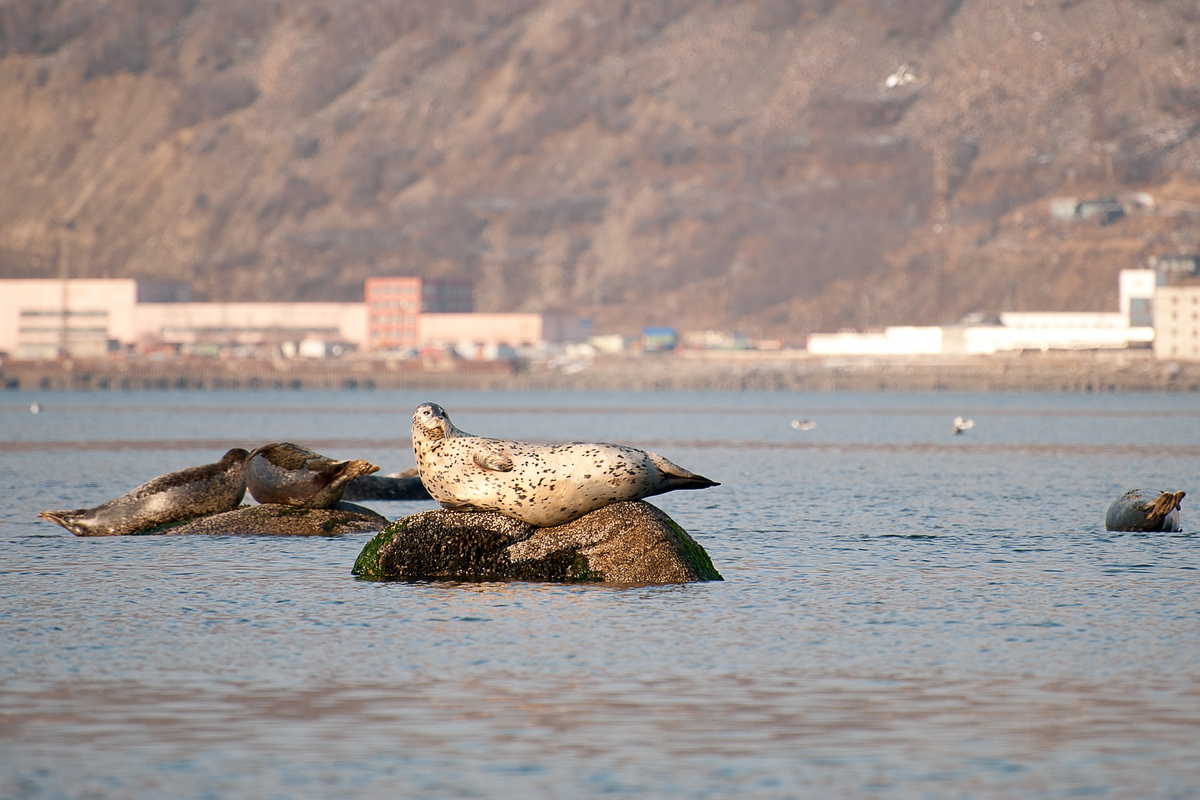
xmin=39 ymin=448 xmax=250 ymax=536
xmin=414 ymin=402 xmax=452 ymax=442
xmin=411 ymin=402 xmax=719 ymax=527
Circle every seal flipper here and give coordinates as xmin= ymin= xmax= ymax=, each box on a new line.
xmin=38 ymin=509 xmax=89 ymax=535
xmin=438 ymin=500 xmax=488 ymax=513
xmin=472 ymin=445 xmax=514 ymax=472
xmin=1140 ymin=491 xmax=1186 ymax=529
xmin=644 ymin=452 xmax=720 ymax=496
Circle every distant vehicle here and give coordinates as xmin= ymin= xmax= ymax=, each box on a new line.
xmin=642 ymin=327 xmax=677 ymax=353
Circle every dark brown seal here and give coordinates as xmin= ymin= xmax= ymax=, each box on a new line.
xmin=246 ymin=442 xmax=379 ymax=508
xmin=39 ymin=448 xmax=249 ymax=536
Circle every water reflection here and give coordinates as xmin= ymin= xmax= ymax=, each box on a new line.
xmin=1 ymin=390 xmax=1198 ymax=798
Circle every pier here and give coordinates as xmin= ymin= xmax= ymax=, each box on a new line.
xmin=3 ymin=350 xmax=1198 ymax=393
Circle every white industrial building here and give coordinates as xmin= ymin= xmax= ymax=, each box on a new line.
xmin=804 ymin=326 xmax=945 ymax=356
xmin=807 ymin=269 xmax=1161 ymax=357
xmin=0 ymin=279 xmax=551 ymax=359
xmin=1154 ymin=285 xmax=1200 ymax=361
xmin=0 ymin=279 xmax=369 ymax=359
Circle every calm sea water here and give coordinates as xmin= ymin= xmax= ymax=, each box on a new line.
xmin=1 ymin=389 xmax=1198 ymax=799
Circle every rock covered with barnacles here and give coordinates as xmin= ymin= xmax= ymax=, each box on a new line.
xmin=352 ymin=500 xmax=722 ymax=585
xmin=139 ymin=501 xmax=388 ymax=536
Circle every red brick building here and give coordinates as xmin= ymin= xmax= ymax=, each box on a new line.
xmin=365 ymin=277 xmax=421 ymax=351
xmin=365 ymin=277 xmax=474 ymax=351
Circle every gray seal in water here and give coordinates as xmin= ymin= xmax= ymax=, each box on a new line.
xmin=39 ymin=448 xmax=249 ymax=536
xmin=342 ymin=468 xmax=432 ymax=502
xmin=1105 ymin=489 xmax=1185 ymax=532
xmin=411 ymin=402 xmax=719 ymax=527
xmin=245 ymin=442 xmax=379 ymax=508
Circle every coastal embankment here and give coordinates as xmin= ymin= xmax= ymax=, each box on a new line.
xmin=3 ymin=350 xmax=1197 ymax=393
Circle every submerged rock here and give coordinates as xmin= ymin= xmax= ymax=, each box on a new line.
xmin=135 ymin=502 xmax=388 ymax=536
xmin=1105 ymin=489 xmax=1185 ymax=532
xmin=353 ymin=500 xmax=722 ymax=584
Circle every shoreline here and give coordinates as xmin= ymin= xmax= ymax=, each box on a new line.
xmin=3 ymin=350 xmax=1198 ymax=393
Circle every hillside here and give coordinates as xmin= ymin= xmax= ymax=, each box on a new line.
xmin=2 ymin=0 xmax=1199 ymax=341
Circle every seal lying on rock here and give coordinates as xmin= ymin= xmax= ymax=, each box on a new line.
xmin=246 ymin=442 xmax=379 ymax=508
xmin=411 ymin=402 xmax=719 ymax=527
xmin=39 ymin=448 xmax=249 ymax=536
xmin=1105 ymin=489 xmax=1186 ymax=532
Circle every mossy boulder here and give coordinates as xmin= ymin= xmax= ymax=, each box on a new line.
xmin=352 ymin=500 xmax=722 ymax=584
xmin=138 ymin=502 xmax=388 ymax=536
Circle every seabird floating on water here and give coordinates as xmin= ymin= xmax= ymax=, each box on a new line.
xmin=790 ymin=419 xmax=816 ymax=431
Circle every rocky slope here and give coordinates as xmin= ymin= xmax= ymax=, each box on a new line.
xmin=2 ymin=0 xmax=1199 ymax=341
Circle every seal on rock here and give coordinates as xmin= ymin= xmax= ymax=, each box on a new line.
xmin=342 ymin=468 xmax=432 ymax=502
xmin=411 ymin=402 xmax=719 ymax=527
xmin=1105 ymin=489 xmax=1185 ymax=532
xmin=246 ymin=442 xmax=379 ymax=508
xmin=39 ymin=448 xmax=250 ymax=536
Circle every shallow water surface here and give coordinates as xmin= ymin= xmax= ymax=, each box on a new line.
xmin=2 ymin=389 xmax=1198 ymax=798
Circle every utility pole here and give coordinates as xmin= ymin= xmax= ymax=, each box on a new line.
xmin=58 ymin=223 xmax=71 ymax=359
xmin=58 ymin=181 xmax=95 ymax=360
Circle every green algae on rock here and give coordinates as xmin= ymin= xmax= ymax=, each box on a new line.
xmin=134 ymin=502 xmax=387 ymax=536
xmin=352 ymin=500 xmax=722 ymax=585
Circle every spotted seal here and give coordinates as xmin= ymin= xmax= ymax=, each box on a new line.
xmin=1105 ymin=489 xmax=1185 ymax=532
xmin=39 ymin=448 xmax=249 ymax=536
xmin=245 ymin=442 xmax=379 ymax=508
xmin=411 ymin=402 xmax=719 ymax=527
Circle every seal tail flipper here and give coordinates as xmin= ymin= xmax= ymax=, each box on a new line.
xmin=645 ymin=453 xmax=720 ymax=495
xmin=301 ymin=459 xmax=381 ymax=508
xmin=38 ymin=510 xmax=86 ymax=535
xmin=334 ymin=459 xmax=381 ymax=482
xmin=1140 ymin=490 xmax=1186 ymax=528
